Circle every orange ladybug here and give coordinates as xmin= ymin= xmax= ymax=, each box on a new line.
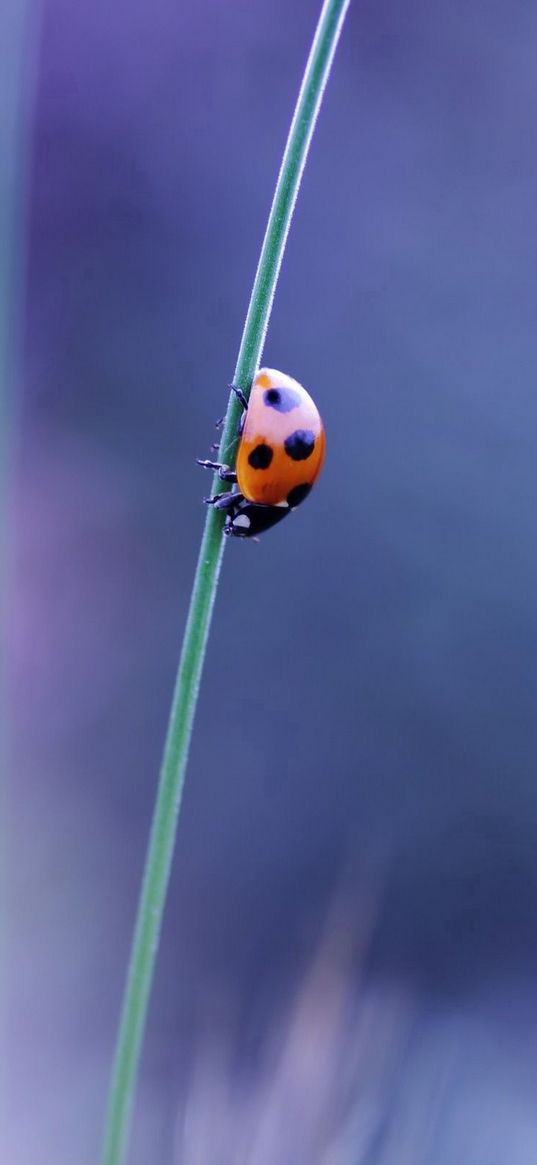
xmin=198 ymin=368 xmax=326 ymax=538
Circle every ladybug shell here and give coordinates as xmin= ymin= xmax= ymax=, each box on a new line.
xmin=235 ymin=368 xmax=326 ymax=508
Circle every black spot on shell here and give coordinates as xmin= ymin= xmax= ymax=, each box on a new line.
xmin=263 ymin=386 xmax=302 ymax=412
xmin=284 ymin=429 xmax=315 ymax=461
xmin=287 ymin=483 xmax=312 ymax=508
xmin=248 ymin=443 xmax=273 ymax=470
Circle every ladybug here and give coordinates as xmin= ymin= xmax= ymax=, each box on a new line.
xmin=197 ymin=368 xmax=326 ymax=538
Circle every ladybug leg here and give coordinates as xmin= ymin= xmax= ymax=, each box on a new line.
xmin=215 ymin=384 xmax=247 ymax=430
xmin=204 ymin=490 xmax=244 ymax=510
xmin=227 ymin=383 xmax=248 ymax=411
xmin=196 ymin=458 xmax=237 ymax=484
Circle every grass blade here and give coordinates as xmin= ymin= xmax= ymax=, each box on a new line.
xmin=101 ymin=2 xmax=351 ymax=1162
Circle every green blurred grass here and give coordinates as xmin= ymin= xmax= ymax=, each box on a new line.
xmin=0 ymin=0 xmax=37 ymax=1154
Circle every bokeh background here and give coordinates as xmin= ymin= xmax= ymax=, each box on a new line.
xmin=4 ymin=0 xmax=537 ymax=1161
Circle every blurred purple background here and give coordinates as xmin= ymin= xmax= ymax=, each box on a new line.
xmin=4 ymin=0 xmax=537 ymax=1161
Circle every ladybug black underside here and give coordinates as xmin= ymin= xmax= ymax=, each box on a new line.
xmin=197 ymin=464 xmax=312 ymax=538
xmin=209 ymin=490 xmax=292 ymax=538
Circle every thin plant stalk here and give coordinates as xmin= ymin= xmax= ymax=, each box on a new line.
xmin=0 ymin=3 xmax=38 ymax=1154
xmin=0 ymin=4 xmax=35 ymax=634
xmin=101 ymin=2 xmax=351 ymax=1162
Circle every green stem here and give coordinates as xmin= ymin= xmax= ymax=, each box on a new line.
xmin=101 ymin=2 xmax=351 ymax=1162
xmin=0 ymin=4 xmax=38 ymax=1156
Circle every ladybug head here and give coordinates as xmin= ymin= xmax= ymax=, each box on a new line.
xmin=224 ymin=499 xmax=290 ymax=539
